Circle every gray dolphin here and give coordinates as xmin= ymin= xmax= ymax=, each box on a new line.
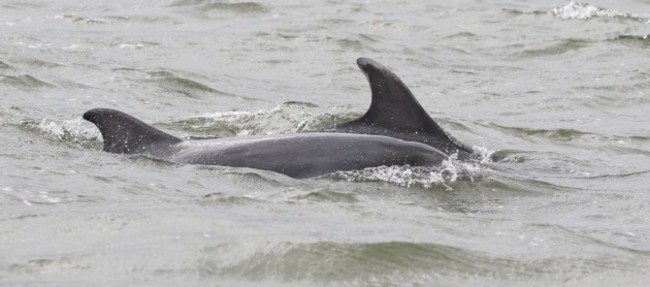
xmin=83 ymin=58 xmax=471 ymax=178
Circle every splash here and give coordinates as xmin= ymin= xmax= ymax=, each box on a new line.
xmin=329 ymin=154 xmax=491 ymax=190
xmin=471 ymin=145 xmax=495 ymax=164
xmin=35 ymin=117 xmax=100 ymax=142
xmin=552 ymin=1 xmax=647 ymax=22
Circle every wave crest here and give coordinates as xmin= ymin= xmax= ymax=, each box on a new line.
xmin=552 ymin=1 xmax=648 ymax=22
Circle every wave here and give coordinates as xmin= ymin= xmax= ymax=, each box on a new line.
xmin=146 ymin=70 xmax=234 ymax=97
xmin=1 ymin=188 xmax=102 ymax=206
xmin=199 ymin=188 xmax=360 ymax=205
xmin=196 ymin=240 xmax=649 ymax=284
xmin=54 ymin=14 xmax=123 ymax=25
xmin=0 ymin=60 xmax=11 ymax=70
xmin=487 ymin=124 xmax=596 ymax=143
xmin=553 ymin=1 xmax=650 ymax=22
xmin=336 ymin=34 xmax=380 ymax=52
xmin=16 ymin=58 xmax=66 ymax=69
xmin=111 ymin=67 xmax=253 ymax=100
xmin=55 ymin=14 xmax=175 ymax=25
xmin=198 ymin=241 xmax=492 ymax=282
xmin=0 ymin=74 xmax=56 ymax=90
xmin=517 ymin=39 xmax=590 ymax=57
xmin=162 ymin=102 xmax=358 ymax=136
xmin=169 ymin=0 xmax=268 ymax=14
xmin=610 ymin=34 xmax=650 ymax=48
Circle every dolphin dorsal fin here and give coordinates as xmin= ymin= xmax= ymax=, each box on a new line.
xmin=353 ymin=58 xmax=445 ymax=133
xmin=83 ymin=108 xmax=181 ymax=154
xmin=336 ymin=58 xmax=471 ymax=157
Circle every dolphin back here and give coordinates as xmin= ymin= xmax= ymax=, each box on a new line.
xmin=83 ymin=108 xmax=181 ymax=154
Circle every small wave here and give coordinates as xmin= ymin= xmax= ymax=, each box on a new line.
xmin=336 ymin=34 xmax=379 ymax=52
xmin=328 ymin=155 xmax=491 ymax=190
xmin=489 ymin=124 xmax=597 ymax=143
xmin=0 ymin=2 xmax=40 ymax=9
xmin=2 ymin=187 xmax=102 ymax=206
xmin=146 ymin=70 xmax=236 ymax=98
xmin=502 ymin=8 xmax=547 ymax=16
xmin=54 ymin=14 xmax=120 ymax=25
xmin=200 ymin=192 xmax=264 ymax=205
xmin=169 ymin=0 xmax=268 ymax=14
xmin=0 ymin=74 xmax=55 ymax=90
xmin=0 ymin=60 xmax=11 ymax=70
xmin=18 ymin=58 xmax=65 ymax=69
xmin=198 ymin=241 xmax=488 ymax=282
xmin=569 ymin=169 xmax=650 ymax=180
xmin=55 ymin=14 xmax=174 ymax=25
xmin=443 ymin=32 xmax=482 ymax=40
xmin=552 ymin=1 xmax=649 ymax=22
xmin=610 ymin=34 xmax=650 ymax=48
xmin=197 ymin=240 xmax=647 ymax=283
xmin=163 ymin=103 xmax=358 ymax=136
xmin=517 ymin=39 xmax=590 ymax=57
xmin=290 ymin=189 xmax=359 ymax=203
xmin=111 ymin=67 xmax=252 ymax=100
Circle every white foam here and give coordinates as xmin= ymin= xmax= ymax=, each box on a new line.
xmin=202 ymin=107 xmax=281 ymax=123
xmin=553 ymin=1 xmax=630 ymax=20
xmin=38 ymin=120 xmax=66 ymax=139
xmin=330 ymin=154 xmax=491 ymax=190
xmin=118 ymin=43 xmax=144 ymax=50
xmin=472 ymin=145 xmax=495 ymax=164
xmin=37 ymin=117 xmax=101 ymax=141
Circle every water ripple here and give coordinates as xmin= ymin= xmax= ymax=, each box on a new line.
xmin=516 ymin=39 xmax=591 ymax=58
xmin=610 ymin=34 xmax=650 ymax=48
xmin=169 ymin=0 xmax=268 ymax=14
xmin=0 ymin=74 xmax=55 ymax=90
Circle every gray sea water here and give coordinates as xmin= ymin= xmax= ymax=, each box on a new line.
xmin=1 ymin=0 xmax=649 ymax=286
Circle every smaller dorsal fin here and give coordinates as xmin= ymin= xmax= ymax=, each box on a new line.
xmin=83 ymin=108 xmax=181 ymax=154
xmin=335 ymin=58 xmax=471 ymax=157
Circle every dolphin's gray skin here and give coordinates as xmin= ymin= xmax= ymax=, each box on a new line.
xmin=83 ymin=58 xmax=469 ymax=178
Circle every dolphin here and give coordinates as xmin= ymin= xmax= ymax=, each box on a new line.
xmin=83 ymin=58 xmax=471 ymax=178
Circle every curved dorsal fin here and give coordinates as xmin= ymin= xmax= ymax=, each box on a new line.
xmin=353 ymin=58 xmax=444 ymax=133
xmin=335 ymin=58 xmax=470 ymax=157
xmin=83 ymin=108 xmax=181 ymax=154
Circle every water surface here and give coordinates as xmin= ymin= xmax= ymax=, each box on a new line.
xmin=1 ymin=1 xmax=649 ymax=286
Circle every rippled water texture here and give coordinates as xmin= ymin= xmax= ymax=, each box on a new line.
xmin=1 ymin=1 xmax=649 ymax=286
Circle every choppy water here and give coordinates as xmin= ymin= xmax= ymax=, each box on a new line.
xmin=1 ymin=0 xmax=649 ymax=286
